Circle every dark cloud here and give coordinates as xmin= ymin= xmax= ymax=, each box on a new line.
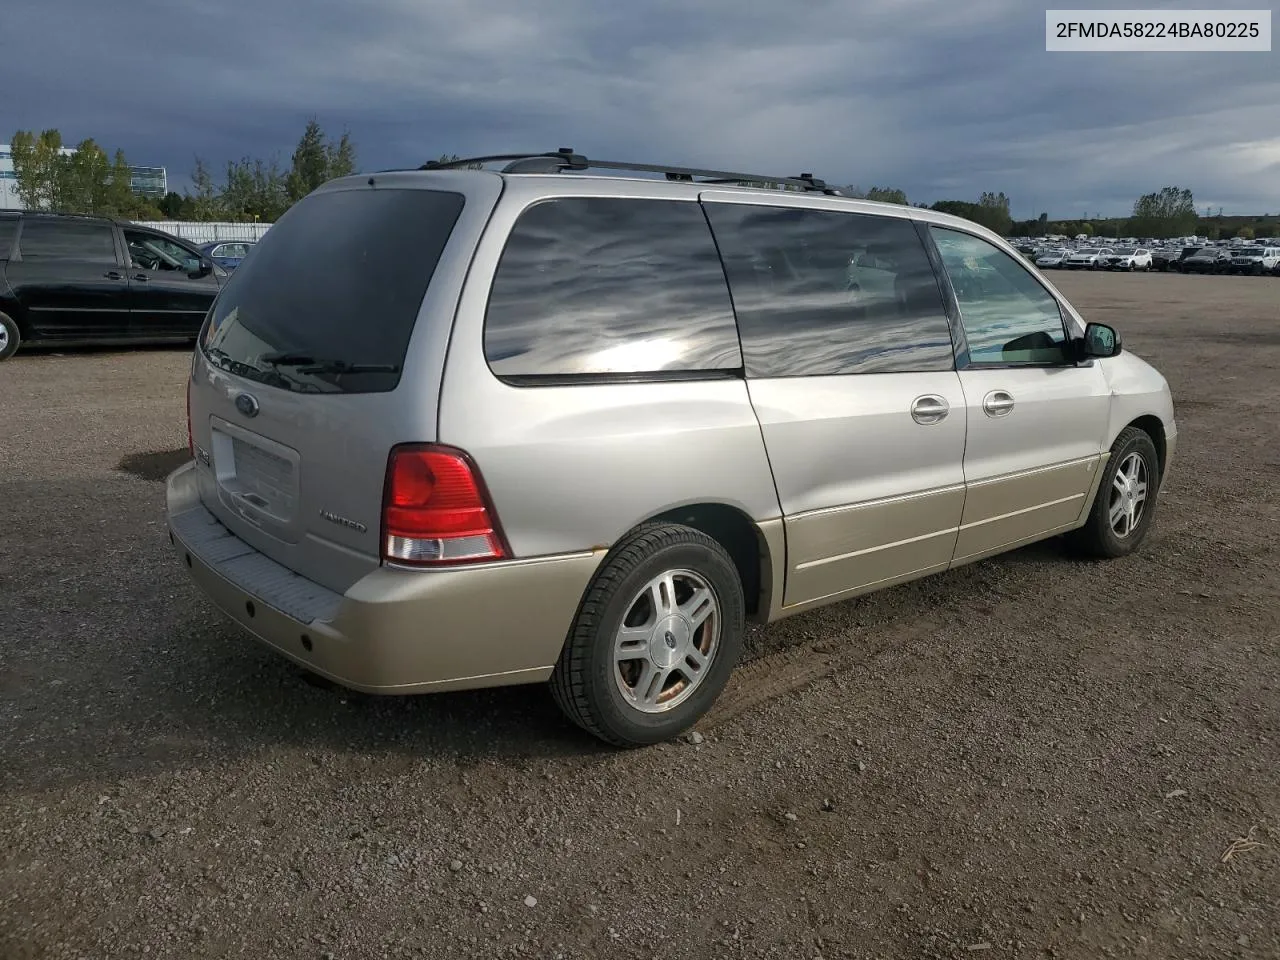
xmin=5 ymin=0 xmax=1277 ymax=216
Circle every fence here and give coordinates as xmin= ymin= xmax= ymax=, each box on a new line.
xmin=131 ymin=221 xmax=273 ymax=244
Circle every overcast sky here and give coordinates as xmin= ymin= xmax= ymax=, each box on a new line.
xmin=5 ymin=0 xmax=1277 ymax=218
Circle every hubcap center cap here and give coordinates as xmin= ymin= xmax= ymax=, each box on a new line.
xmin=649 ymin=616 xmax=691 ymax=669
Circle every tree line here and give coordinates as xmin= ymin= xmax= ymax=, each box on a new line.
xmin=9 ymin=133 xmax=1276 ymax=240
xmin=9 ymin=120 xmax=358 ymax=223
xmin=8 ymin=130 xmax=158 ymax=219
xmin=848 ymin=183 xmax=1275 ymax=240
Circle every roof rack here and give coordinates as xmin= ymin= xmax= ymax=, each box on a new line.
xmin=419 ymin=148 xmax=844 ymax=195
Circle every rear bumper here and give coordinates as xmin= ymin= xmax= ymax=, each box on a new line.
xmin=165 ymin=462 xmax=602 ymax=694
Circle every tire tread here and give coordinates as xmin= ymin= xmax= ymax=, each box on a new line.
xmin=550 ymin=523 xmax=738 ymax=747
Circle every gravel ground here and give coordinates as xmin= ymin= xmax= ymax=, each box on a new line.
xmin=1 ymin=272 xmax=1277 ymax=960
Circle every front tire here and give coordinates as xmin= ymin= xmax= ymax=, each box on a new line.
xmin=1068 ymin=427 xmax=1160 ymax=559
xmin=550 ymin=523 xmax=746 ymax=747
xmin=0 ymin=311 xmax=19 ymax=361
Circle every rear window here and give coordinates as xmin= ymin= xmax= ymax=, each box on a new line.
xmin=0 ymin=218 xmax=16 ymax=258
xmin=201 ymin=187 xmax=465 ymax=394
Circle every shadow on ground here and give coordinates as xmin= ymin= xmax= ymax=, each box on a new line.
xmin=118 ymin=448 xmax=191 ymax=482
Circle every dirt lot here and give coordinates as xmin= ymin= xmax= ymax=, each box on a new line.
xmin=1 ymin=272 xmax=1277 ymax=960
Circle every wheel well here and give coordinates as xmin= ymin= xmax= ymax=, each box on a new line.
xmin=648 ymin=503 xmax=765 ymax=616
xmin=1129 ymin=415 xmax=1167 ymax=479
xmin=0 ymin=303 xmax=27 ymax=335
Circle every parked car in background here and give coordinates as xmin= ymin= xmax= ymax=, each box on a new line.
xmin=167 ymin=151 xmax=1176 ymax=746
xmin=1182 ymin=247 xmax=1233 ymax=274
xmin=1035 ymin=248 xmax=1069 ymax=269
xmin=1064 ymin=247 xmax=1113 ymax=269
xmin=200 ymin=240 xmax=255 ymax=271
xmin=1100 ymin=248 xmax=1153 ymax=271
xmin=1227 ymin=245 xmax=1280 ymax=275
xmin=1153 ymin=247 xmax=1201 ymax=272
xmin=0 ymin=212 xmax=226 ymax=361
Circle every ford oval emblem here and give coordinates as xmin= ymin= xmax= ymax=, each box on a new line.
xmin=235 ymin=392 xmax=260 ymax=418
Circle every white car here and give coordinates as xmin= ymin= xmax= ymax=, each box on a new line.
xmin=1064 ymin=247 xmax=1113 ymax=269
xmin=1228 ymin=246 xmax=1280 ymax=275
xmin=1035 ymin=248 xmax=1069 ymax=268
xmin=1102 ymin=248 xmax=1153 ymax=271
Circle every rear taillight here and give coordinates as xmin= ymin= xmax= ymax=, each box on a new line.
xmin=186 ymin=377 xmax=194 ymax=458
xmin=381 ymin=445 xmax=508 ymax=566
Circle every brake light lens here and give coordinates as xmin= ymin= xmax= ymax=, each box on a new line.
xmin=382 ymin=445 xmax=508 ymax=565
xmin=186 ymin=376 xmax=194 ymax=458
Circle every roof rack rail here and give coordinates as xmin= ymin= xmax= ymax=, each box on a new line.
xmin=420 ymin=148 xmax=844 ymax=195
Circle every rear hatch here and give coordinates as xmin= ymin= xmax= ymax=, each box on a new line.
xmin=187 ymin=177 xmax=484 ymax=594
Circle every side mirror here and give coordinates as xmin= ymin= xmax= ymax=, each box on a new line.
xmin=187 ymin=257 xmax=212 ymax=277
xmin=1080 ymin=322 xmax=1122 ymax=359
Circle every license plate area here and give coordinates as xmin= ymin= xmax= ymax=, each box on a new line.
xmin=209 ymin=417 xmax=300 ymax=528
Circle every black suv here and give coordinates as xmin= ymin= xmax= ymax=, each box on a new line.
xmin=0 ymin=212 xmax=226 ymax=361
xmin=1152 ymin=246 xmax=1202 ymax=272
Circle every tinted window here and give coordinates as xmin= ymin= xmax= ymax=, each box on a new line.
xmin=931 ymin=227 xmax=1069 ymax=366
xmin=484 ymin=197 xmax=741 ymax=379
xmin=201 ymin=188 xmax=464 ymax=394
xmin=18 ymin=219 xmax=117 ymax=263
xmin=705 ymin=203 xmax=954 ymax=377
xmin=0 ymin=217 xmax=16 ymax=259
xmin=124 ymin=230 xmax=201 ymax=272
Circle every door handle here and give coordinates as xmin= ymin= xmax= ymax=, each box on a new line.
xmin=131 ymin=274 xmax=150 ymax=282
xmin=983 ymin=390 xmax=1015 ymax=417
xmin=104 ymin=271 xmax=124 ymax=280
xmin=910 ymin=394 xmax=949 ymax=425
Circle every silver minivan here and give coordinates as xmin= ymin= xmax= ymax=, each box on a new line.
xmin=167 ymin=150 xmax=1177 ymax=746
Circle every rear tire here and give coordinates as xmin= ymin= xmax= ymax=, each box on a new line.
xmin=550 ymin=523 xmax=746 ymax=747
xmin=1067 ymin=427 xmax=1160 ymax=559
xmin=0 ymin=311 xmax=19 ymax=361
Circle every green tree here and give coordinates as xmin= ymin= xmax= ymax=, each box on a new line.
xmin=60 ymin=139 xmax=111 ymax=214
xmin=327 ymin=132 xmax=357 ymax=179
xmin=977 ymin=191 xmax=1013 ymax=235
xmin=105 ymin=149 xmax=142 ymax=217
xmin=10 ymin=129 xmax=68 ymax=211
xmin=1130 ymin=186 xmax=1197 ymax=238
xmin=1236 ymin=225 xmax=1255 ymax=240
xmin=865 ymin=186 xmax=908 ymax=205
xmin=286 ymin=119 xmax=359 ymax=203
xmin=930 ymin=192 xmax=1013 ymax=235
xmin=188 ymin=157 xmax=223 ymax=221
xmin=286 ymin=119 xmax=329 ymax=202
xmin=158 ymin=191 xmax=187 ymax=219
xmin=221 ymin=157 xmax=288 ymax=222
xmin=1079 ymin=222 xmax=1094 ymax=237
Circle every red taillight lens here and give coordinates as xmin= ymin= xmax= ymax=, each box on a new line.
xmin=186 ymin=378 xmax=194 ymax=458
xmin=382 ymin=445 xmax=508 ymax=565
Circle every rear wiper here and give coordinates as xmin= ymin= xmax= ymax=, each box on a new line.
xmin=296 ymin=360 xmax=400 ymax=375
xmin=259 ymin=351 xmax=316 ymax=366
xmin=258 ymin=353 xmax=399 ymax=375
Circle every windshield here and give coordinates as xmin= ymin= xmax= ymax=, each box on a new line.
xmin=1111 ymin=248 xmax=1136 ymax=255
xmin=1236 ymin=247 xmax=1265 ymax=256
xmin=200 ymin=186 xmax=465 ymax=394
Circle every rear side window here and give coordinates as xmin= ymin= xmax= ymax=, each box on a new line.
xmin=484 ymin=197 xmax=742 ymax=380
xmin=0 ymin=218 xmax=16 ymax=258
xmin=704 ymin=203 xmax=955 ymax=377
xmin=18 ymin=219 xmax=117 ymax=263
xmin=201 ymin=188 xmax=464 ymax=394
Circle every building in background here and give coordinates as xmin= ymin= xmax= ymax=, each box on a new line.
xmin=0 ymin=144 xmax=168 ymax=210
xmin=129 ymin=165 xmax=167 ymax=199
